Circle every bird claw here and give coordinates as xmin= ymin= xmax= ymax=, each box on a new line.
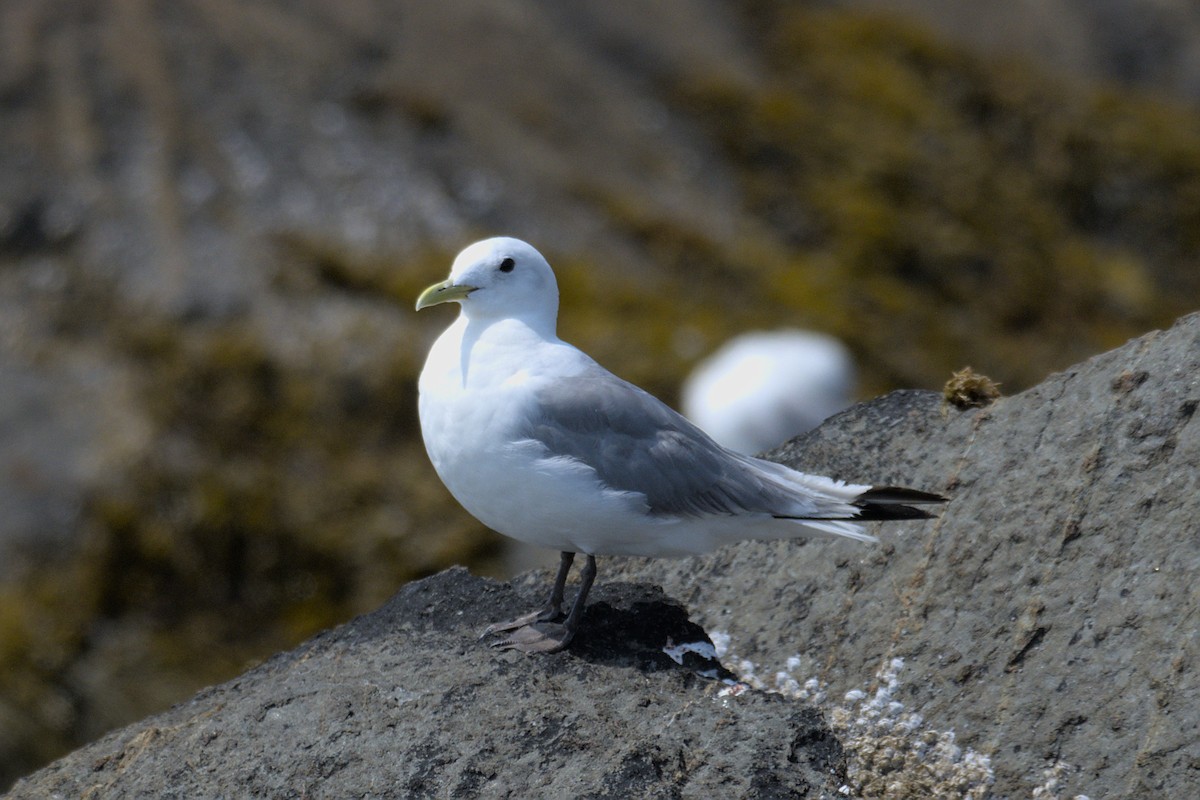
xmin=485 ymin=621 xmax=574 ymax=653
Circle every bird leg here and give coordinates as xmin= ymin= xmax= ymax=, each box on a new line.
xmin=487 ymin=554 xmax=596 ymax=653
xmin=480 ymin=551 xmax=574 ymax=637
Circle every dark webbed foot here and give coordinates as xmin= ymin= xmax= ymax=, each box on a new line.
xmin=479 ymin=551 xmax=574 ymax=638
xmin=481 ymin=553 xmax=596 ymax=655
xmin=479 ymin=605 xmax=564 ymax=638
xmin=487 ymin=620 xmax=577 ymax=653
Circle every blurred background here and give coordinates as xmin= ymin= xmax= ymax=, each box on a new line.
xmin=3 ymin=0 xmax=1200 ymax=788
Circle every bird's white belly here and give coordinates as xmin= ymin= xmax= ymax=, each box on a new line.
xmin=416 ymin=319 xmax=658 ymax=554
xmin=421 ymin=391 xmax=656 ymax=553
xmin=427 ymin=387 xmax=729 ymax=557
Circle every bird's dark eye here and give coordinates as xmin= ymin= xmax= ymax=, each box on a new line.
xmin=498 ymin=257 xmax=515 ymax=273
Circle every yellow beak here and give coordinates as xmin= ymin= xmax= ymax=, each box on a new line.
xmin=415 ymin=279 xmax=477 ymax=311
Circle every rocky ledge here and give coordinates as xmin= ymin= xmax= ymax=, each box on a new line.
xmin=9 ymin=313 xmax=1200 ymax=799
xmin=5 ymin=572 xmax=844 ymax=799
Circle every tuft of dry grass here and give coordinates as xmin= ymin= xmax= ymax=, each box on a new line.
xmin=943 ymin=367 xmax=1002 ymax=409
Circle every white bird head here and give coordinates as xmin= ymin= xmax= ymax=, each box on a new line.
xmin=415 ymin=237 xmax=559 ymax=331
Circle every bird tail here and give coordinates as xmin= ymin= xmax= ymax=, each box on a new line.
xmin=851 ymin=485 xmax=947 ymax=521
xmin=742 ymin=456 xmax=947 ymax=543
xmin=770 ymin=485 xmax=946 ymax=534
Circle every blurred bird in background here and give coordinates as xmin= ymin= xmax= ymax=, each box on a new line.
xmin=682 ymin=330 xmax=856 ymax=455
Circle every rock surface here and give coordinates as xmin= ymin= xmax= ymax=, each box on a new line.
xmin=12 ymin=314 xmax=1200 ymax=799
xmin=5 ymin=569 xmax=846 ymax=799
xmin=612 ymin=312 xmax=1200 ymax=797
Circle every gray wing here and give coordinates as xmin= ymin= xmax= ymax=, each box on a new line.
xmin=519 ymin=369 xmax=801 ymax=518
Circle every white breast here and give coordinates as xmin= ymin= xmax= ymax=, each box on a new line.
xmin=418 ymin=316 xmax=644 ymax=553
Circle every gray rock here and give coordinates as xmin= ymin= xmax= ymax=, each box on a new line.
xmin=611 ymin=311 xmax=1200 ymax=797
xmin=10 ymin=313 xmax=1200 ymax=798
xmin=6 ymin=568 xmax=846 ymax=799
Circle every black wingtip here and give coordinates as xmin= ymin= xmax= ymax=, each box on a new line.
xmin=852 ymin=485 xmax=948 ymax=521
xmin=858 ymin=486 xmax=948 ymax=505
xmin=852 ymin=504 xmax=937 ymax=521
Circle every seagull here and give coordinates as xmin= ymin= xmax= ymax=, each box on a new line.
xmin=416 ymin=237 xmax=945 ymax=653
xmin=682 ymin=329 xmax=856 ymax=455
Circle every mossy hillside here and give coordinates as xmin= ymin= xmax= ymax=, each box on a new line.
xmin=559 ymin=186 xmax=852 ymax=400
xmin=551 ymin=5 xmax=1200 ymax=399
xmin=662 ymin=7 xmax=1200 ymax=390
